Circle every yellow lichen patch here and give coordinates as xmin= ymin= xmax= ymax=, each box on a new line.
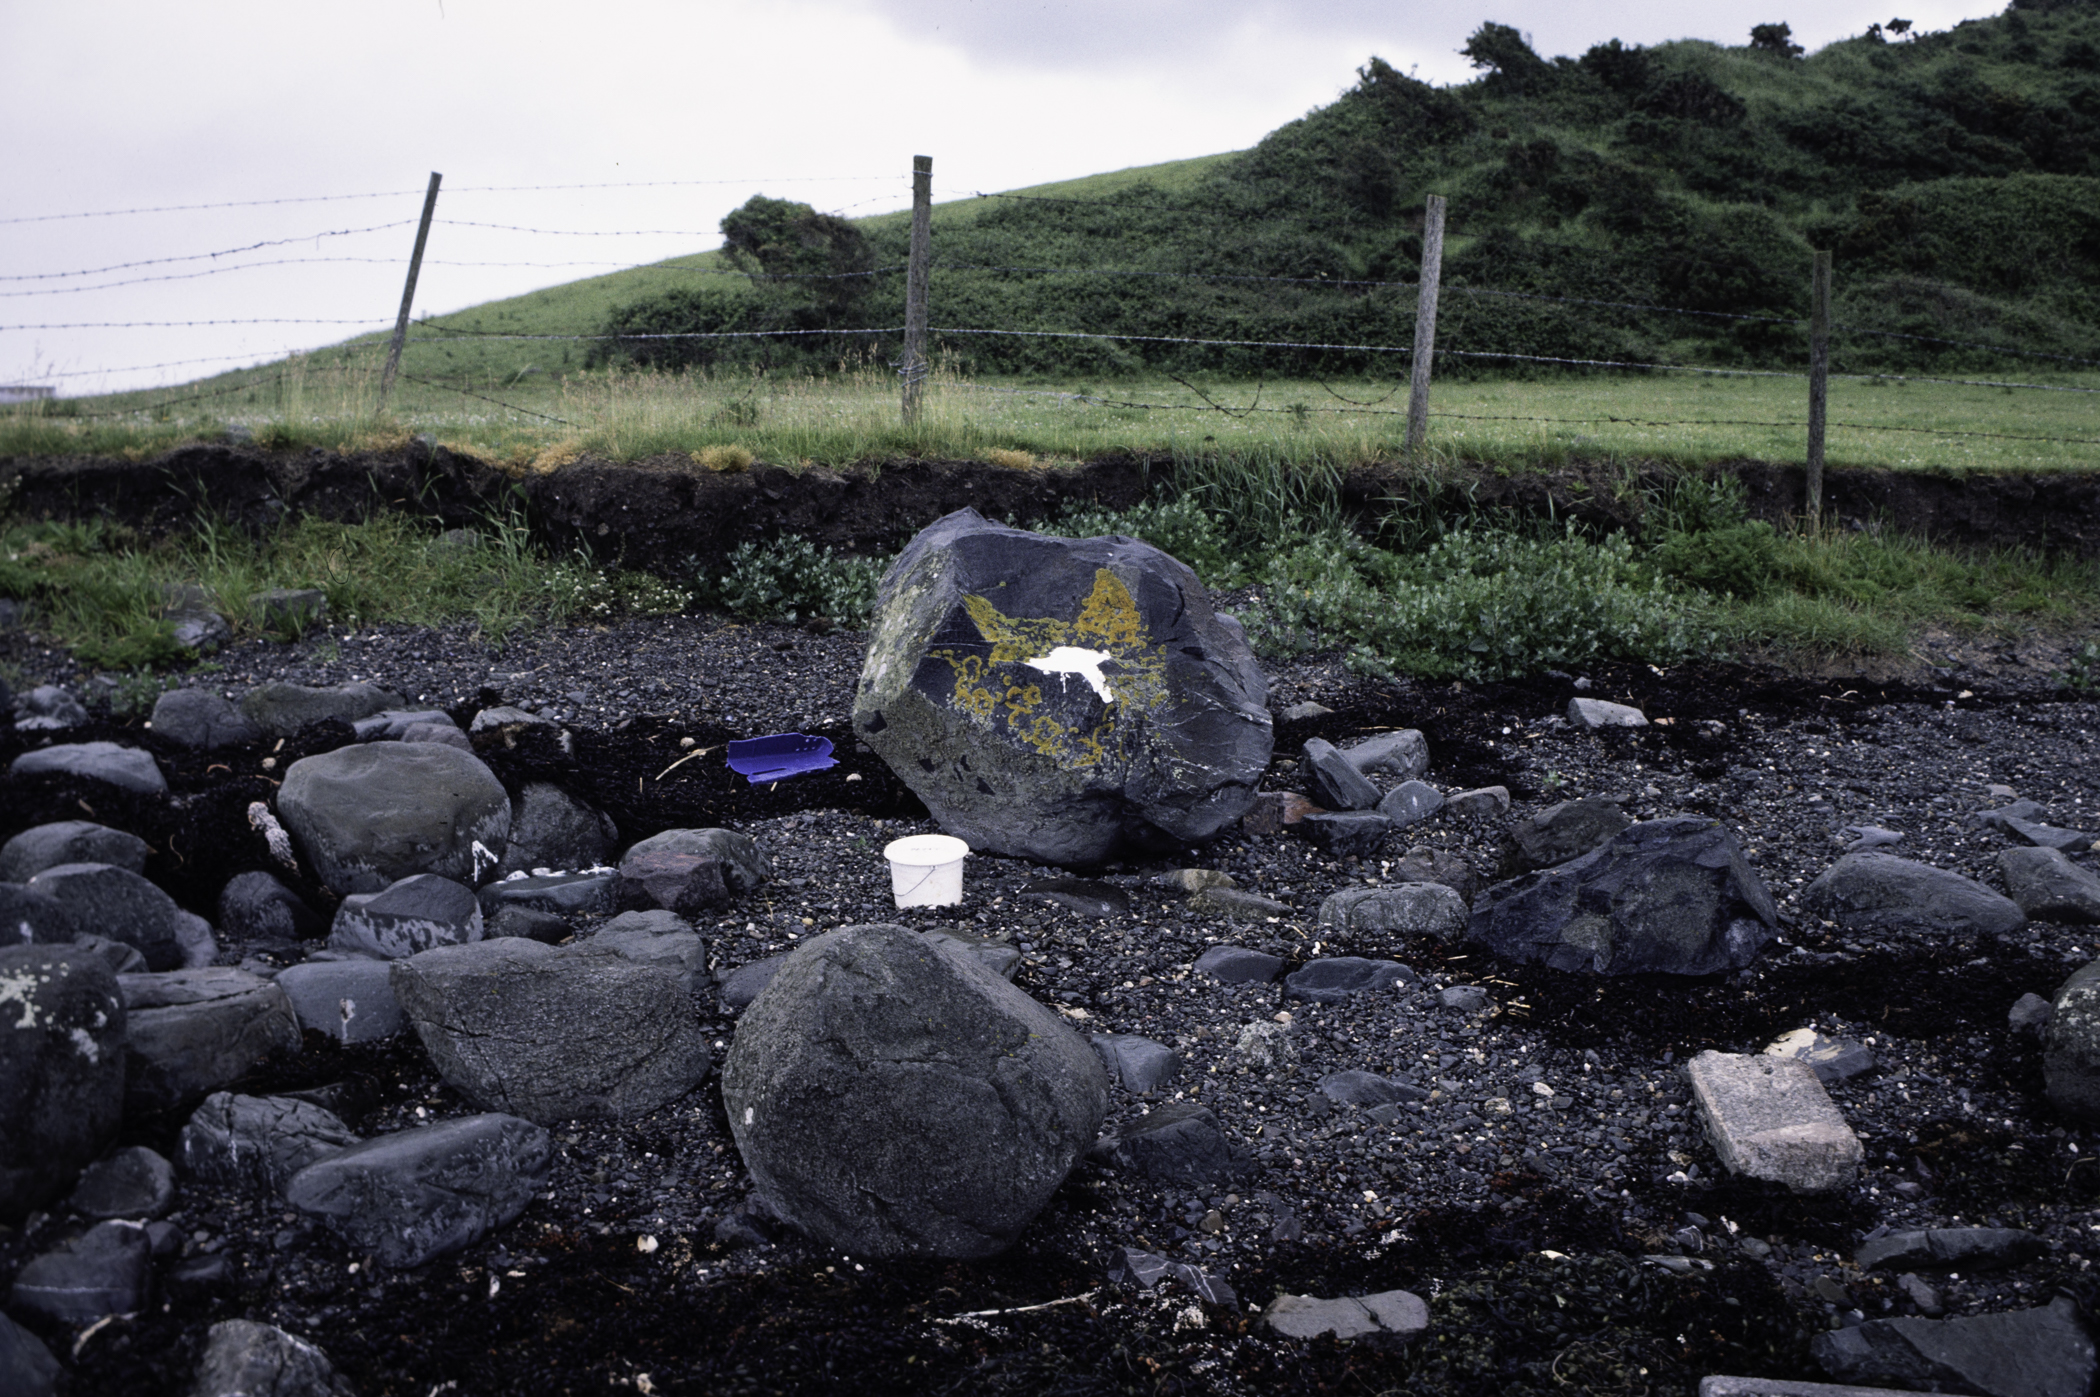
xmin=695 ymin=444 xmax=754 ymax=473
xmin=982 ymin=448 xmax=1036 ymax=471
xmin=928 ymin=568 xmax=1168 ymax=770
xmin=528 ymin=437 xmax=589 ymax=475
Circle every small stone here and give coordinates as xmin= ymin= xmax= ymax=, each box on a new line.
xmin=1440 ymin=985 xmax=1489 ymax=1013
xmin=1443 ymin=786 xmax=1511 ymax=819
xmin=1567 ymin=697 xmax=1648 ymax=730
xmin=1024 ymin=878 xmax=1130 ymax=919
xmin=1279 ymin=702 xmax=1333 ymax=722
xmin=1840 ymin=825 xmax=1905 ymax=853
xmin=1317 ymin=884 xmax=1468 ymax=940
xmin=1302 ymin=739 xmax=1381 ymax=812
xmin=67 ymin=1145 xmax=175 ymax=1220
xmin=1154 ymin=868 xmax=1237 ymax=894
xmin=119 ymin=967 xmax=302 ymax=1114
xmin=479 ymin=870 xmax=619 ymax=918
xmin=1189 ymin=887 xmax=1292 ymax=922
xmin=1241 ymin=791 xmax=1322 ymax=836
xmin=719 ymin=953 xmax=788 ymax=1011
xmin=8 ymin=1219 xmax=152 ymax=1322
xmin=1509 ymin=796 xmax=1629 ymax=869
xmin=1263 ymin=1290 xmax=1429 ymax=1341
xmin=179 ymin=1092 xmax=361 ymax=1196
xmin=1338 ymin=729 xmax=1429 ymax=781
xmin=1999 ymin=847 xmax=2100 ymax=923
xmin=1374 ymin=780 xmax=1443 ymax=829
xmin=1194 ymin=945 xmax=1285 ymax=984
xmin=14 ymin=685 xmax=89 ymax=732
xmin=1763 ymin=1027 xmax=1877 ymax=1082
xmin=0 ymin=821 xmax=151 ymax=882
xmin=191 ymin=1319 xmax=356 ymax=1397
xmin=0 ymin=1311 xmax=63 ymax=1397
xmin=1898 ymin=1272 xmax=1944 ymax=1316
xmin=1295 ymin=810 xmax=1393 ymax=858
xmin=1685 ymin=1049 xmax=1862 ymax=1193
xmin=1392 ymin=846 xmax=1479 ymax=900
xmin=149 ymin=689 xmax=259 ymax=750
xmin=328 ymin=873 xmax=483 ymax=959
xmin=1318 ymin=1069 xmax=1426 ymax=1106
xmin=1094 ymin=1101 xmax=1246 ymax=1184
xmin=1811 ymin=1294 xmax=2095 ymax=1397
xmin=1283 ymin=956 xmax=1415 ymax=1004
xmin=2010 ymin=991 xmax=2054 ymax=1039
xmin=1856 ymin=1227 xmax=2047 ymax=1273
xmin=1091 ymin=1034 xmax=1179 ymax=1094
xmin=275 ymin=959 xmax=407 ymax=1043
xmin=1232 ymin=1020 xmax=1297 ymax=1072
xmin=1803 ymin=851 xmax=2024 ymax=938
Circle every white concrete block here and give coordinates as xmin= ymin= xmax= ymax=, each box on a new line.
xmin=1685 ymin=1049 xmax=1862 ymax=1193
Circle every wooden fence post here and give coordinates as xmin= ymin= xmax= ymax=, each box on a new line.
xmin=1405 ymin=194 xmax=1447 ymax=453
xmin=901 ymin=155 xmax=932 ymax=427
xmin=1806 ymin=248 xmax=1831 ymax=526
xmin=380 ymin=171 xmax=443 ymax=406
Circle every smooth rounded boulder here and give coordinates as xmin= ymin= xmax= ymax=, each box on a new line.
xmin=0 ymin=820 xmax=151 ymax=882
xmin=277 ymin=741 xmax=510 ymax=895
xmin=1468 ymin=815 xmax=1779 ymax=975
xmin=1801 ymin=851 xmax=2024 ymax=938
xmin=852 ymin=509 xmax=1272 ymax=866
xmin=0 ymin=945 xmax=127 ymax=1220
xmin=722 ymin=922 xmax=1108 ymax=1258
xmin=26 ymin=861 xmax=190 ymax=971
xmin=120 ymin=968 xmax=301 ymax=1113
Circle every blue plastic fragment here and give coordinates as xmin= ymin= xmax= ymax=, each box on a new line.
xmin=726 ymin=733 xmax=837 ymax=783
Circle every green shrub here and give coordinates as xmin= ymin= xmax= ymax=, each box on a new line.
xmin=699 ymin=536 xmax=885 ymax=625
xmin=1654 ymin=519 xmax=1782 ymax=597
xmin=1039 ymin=495 xmax=1251 ymax=588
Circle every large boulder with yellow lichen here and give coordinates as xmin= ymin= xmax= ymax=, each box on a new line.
xmin=853 ymin=509 xmax=1271 ymax=866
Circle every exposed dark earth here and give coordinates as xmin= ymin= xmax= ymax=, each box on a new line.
xmin=3 ymin=456 xmax=2100 ymax=1396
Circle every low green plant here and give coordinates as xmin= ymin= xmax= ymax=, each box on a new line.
xmin=1039 ymin=495 xmax=1252 ymax=589
xmin=698 ymin=536 xmax=885 ymax=625
xmin=2061 ymin=639 xmax=2100 ymax=691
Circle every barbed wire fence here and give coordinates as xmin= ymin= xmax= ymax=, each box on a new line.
xmin=5 ymin=160 xmax=2096 ymax=495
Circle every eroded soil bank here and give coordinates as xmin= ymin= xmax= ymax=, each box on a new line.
xmin=4 ymin=445 xmax=2098 ymax=567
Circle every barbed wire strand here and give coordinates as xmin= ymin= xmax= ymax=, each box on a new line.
xmin=0 ymin=223 xmax=418 ymax=281
xmin=4 ymin=318 xmax=393 ymax=330
xmin=394 ymin=372 xmax=573 ymax=424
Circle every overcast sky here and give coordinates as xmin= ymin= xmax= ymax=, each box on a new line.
xmin=3 ymin=0 xmax=2004 ymax=396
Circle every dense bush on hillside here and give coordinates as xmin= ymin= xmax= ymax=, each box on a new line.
xmin=597 ymin=3 xmax=2100 ymax=380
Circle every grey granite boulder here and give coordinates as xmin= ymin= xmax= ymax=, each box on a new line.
xmin=1567 ymin=697 xmax=1647 ymax=730
xmin=285 ymin=1113 xmax=551 ymax=1268
xmin=1317 ymin=884 xmax=1468 ymax=940
xmin=1375 ymin=780 xmax=1443 ymax=828
xmin=328 ymin=873 xmax=484 ymax=959
xmin=179 ymin=1092 xmax=361 ymax=1195
xmin=1339 ymin=728 xmax=1428 ymax=781
xmin=191 ymin=1319 xmax=357 ymax=1397
xmin=0 ymin=883 xmax=81 ymax=947
xmin=150 ymin=688 xmax=260 ymax=750
xmin=1094 ymin=1101 xmax=1246 ymax=1184
xmin=240 ymin=680 xmax=399 ymax=737
xmin=391 ymin=936 xmax=708 ymax=1123
xmin=2045 ymin=959 xmax=2100 ymax=1120
xmin=0 ymin=946 xmax=127 ymax=1220
xmin=622 ymin=827 xmax=767 ymax=891
xmin=217 ymin=870 xmax=326 ymax=943
xmin=275 ymin=958 xmax=406 ymax=1043
xmin=1393 ymin=845 xmax=1480 ymax=900
xmin=277 ymin=741 xmax=510 ymax=895
xmin=1469 ymin=816 xmax=1780 ymax=975
xmin=119 ymin=967 xmax=301 ymax=1113
xmin=0 ymin=820 xmax=150 ymax=882
xmin=722 ymin=922 xmax=1108 ymax=1258
xmin=1801 ymin=851 xmax=2024 ymax=938
xmin=617 ymin=828 xmax=766 ymax=913
xmin=495 ymin=781 xmax=618 ymax=877
xmin=1999 ymin=846 xmax=2100 ymax=922
xmin=851 ymin=508 xmax=1272 ymax=866
xmin=28 ymin=861 xmax=191 ymax=970
xmin=1284 ymin=956 xmax=1416 ymax=1003
xmin=8 ymin=1219 xmax=152 ymax=1322
xmin=1811 ymin=1295 xmax=2094 ymax=1397
xmin=1302 ymin=738 xmax=1381 ymax=811
xmin=479 ymin=870 xmax=619 ymax=918
xmin=10 ymin=741 xmax=167 ymax=795
xmin=67 ymin=1145 xmax=174 ymax=1219
xmin=1510 ymin=796 xmax=1629 ymax=869
xmin=587 ymin=920 xmax=708 ymax=995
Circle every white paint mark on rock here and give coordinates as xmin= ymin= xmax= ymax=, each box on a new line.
xmin=1025 ymin=646 xmax=1116 ymax=703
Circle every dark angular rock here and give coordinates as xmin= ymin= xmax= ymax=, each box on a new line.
xmin=495 ymin=781 xmax=618 ymax=877
xmin=149 ymin=688 xmax=260 ymax=750
xmin=1194 ymin=945 xmax=1285 ymax=984
xmin=0 ymin=883 xmax=82 ymax=947
xmin=328 ymin=873 xmax=483 ymax=959
xmin=0 ymin=1311 xmax=62 ymax=1397
xmin=28 ymin=862 xmax=191 ymax=972
xmin=1811 ymin=1295 xmax=2094 ymax=1397
xmin=1095 ymin=1101 xmax=1247 ymax=1184
xmin=9 ymin=1220 xmax=152 ymax=1322
xmin=622 ymin=828 xmax=767 ymax=893
xmin=485 ymin=905 xmax=572 ymax=944
xmin=719 ymin=953 xmax=788 ymax=1011
xmin=285 ymin=1113 xmax=552 ymax=1268
xmin=1295 ymin=811 xmax=1393 ymax=858
xmin=67 ymin=1145 xmax=174 ymax=1220
xmin=240 ymin=681 xmax=400 ymax=738
xmin=1801 ymin=851 xmax=2025 ymax=938
xmin=920 ymin=929 xmax=1022 ymax=982
xmin=191 ymin=1319 xmax=357 ymax=1397
xmin=217 ymin=870 xmax=326 ymax=943
xmin=1440 ymin=985 xmax=1489 ymax=1012
xmin=1284 ymin=956 xmax=1416 ymax=1003
xmin=1318 ymin=1069 xmax=1427 ymax=1106
xmin=119 ymin=968 xmax=301 ymax=1114
xmin=1092 ymin=1033 xmax=1179 ymax=1093
xmin=2011 ymin=991 xmax=2054 ymax=1039
xmin=1317 ymin=884 xmax=1468 ymax=940
xmin=277 ymin=741 xmax=510 ymax=895
xmin=1856 ymin=1227 xmax=2048 ymax=1272
xmin=179 ymin=1092 xmax=361 ymax=1195
xmin=2046 ymin=959 xmax=2100 ymax=1119
xmin=351 ymin=708 xmax=452 ymax=742
xmin=1339 ymin=729 xmax=1428 ymax=781
xmin=391 ymin=937 xmax=708 ymax=1123
xmin=0 ymin=820 xmax=151 ymax=882
xmin=1469 ymin=816 xmax=1779 ymax=975
xmin=852 ymin=508 xmax=1272 ymax=866
xmin=721 ymin=923 xmax=1107 ymax=1258
xmin=1302 ymin=738 xmax=1381 ymax=811
xmin=2000 ymin=846 xmax=2100 ymax=922
xmin=9 ymin=741 xmax=167 ymax=796
xmin=1445 ymin=786 xmax=1512 ymax=819
xmin=1510 ymin=797 xmax=1630 ymax=869
xmin=274 ymin=958 xmax=406 ymax=1043
xmin=587 ymin=923 xmax=708 ymax=996
xmin=0 ymin=945 xmax=126 ymax=1221
xmin=1375 ymin=780 xmax=1443 ymax=829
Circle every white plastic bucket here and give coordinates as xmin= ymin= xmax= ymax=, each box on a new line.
xmin=884 ymin=834 xmax=970 ymax=908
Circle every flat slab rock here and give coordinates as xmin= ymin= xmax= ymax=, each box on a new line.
xmin=1686 ymin=1049 xmax=1862 ymax=1193
xmin=1855 ymin=1227 xmax=2047 ymax=1272
xmin=1810 ymin=1295 xmax=2096 ymax=1397
xmin=1263 ymin=1289 xmax=1429 ymax=1341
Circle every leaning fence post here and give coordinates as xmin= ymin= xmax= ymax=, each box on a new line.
xmin=900 ymin=155 xmax=933 ymax=427
xmin=379 ymin=171 xmax=443 ymax=406
xmin=1405 ymin=194 xmax=1447 ymax=453
xmin=1806 ymin=248 xmax=1831 ymax=527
